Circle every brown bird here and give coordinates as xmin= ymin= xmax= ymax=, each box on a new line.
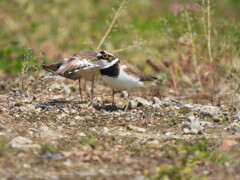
xmin=42 ymin=51 xmax=100 ymax=102
xmin=97 ymin=50 xmax=157 ymax=110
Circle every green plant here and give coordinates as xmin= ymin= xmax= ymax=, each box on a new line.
xmin=0 ymin=140 xmax=12 ymax=157
xmin=79 ymin=138 xmax=96 ymax=148
xmin=39 ymin=143 xmax=58 ymax=154
xmin=146 ymin=137 xmax=233 ymax=179
xmin=169 ymin=117 xmax=178 ymax=125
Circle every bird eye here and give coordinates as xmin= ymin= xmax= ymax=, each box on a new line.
xmin=102 ymin=54 xmax=108 ymax=58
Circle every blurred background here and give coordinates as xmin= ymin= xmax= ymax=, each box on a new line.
xmin=0 ymin=0 xmax=239 ymax=96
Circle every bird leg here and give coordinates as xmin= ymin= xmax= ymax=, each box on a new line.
xmin=90 ymin=77 xmax=94 ymax=104
xmin=124 ymin=91 xmax=130 ymax=111
xmin=112 ymin=88 xmax=115 ymax=106
xmin=78 ymin=78 xmax=82 ymax=101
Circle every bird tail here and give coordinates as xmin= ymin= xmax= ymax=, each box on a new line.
xmin=42 ymin=62 xmax=62 ymax=73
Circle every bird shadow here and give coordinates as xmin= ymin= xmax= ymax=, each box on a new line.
xmin=92 ymin=104 xmax=124 ymax=112
xmin=35 ymin=99 xmax=125 ymax=112
xmin=35 ymin=99 xmax=88 ymax=109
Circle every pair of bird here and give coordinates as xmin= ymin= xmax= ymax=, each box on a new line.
xmin=43 ymin=50 xmax=157 ymax=109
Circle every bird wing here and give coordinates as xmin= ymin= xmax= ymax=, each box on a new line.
xmin=121 ymin=61 xmax=158 ymax=81
xmin=42 ymin=62 xmax=63 ymax=73
xmin=42 ymin=51 xmax=99 ymax=80
xmin=53 ymin=57 xmax=99 ymax=76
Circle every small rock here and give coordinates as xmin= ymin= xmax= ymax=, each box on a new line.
xmin=78 ymin=132 xmax=86 ymax=137
xmin=83 ymin=115 xmax=92 ymax=120
xmin=103 ymin=127 xmax=109 ymax=133
xmin=37 ymin=126 xmax=59 ymax=141
xmin=42 ymin=153 xmax=62 ymax=159
xmin=120 ymin=91 xmax=128 ymax=98
xmin=127 ymin=124 xmax=146 ymax=133
xmin=199 ymin=121 xmax=213 ymax=127
xmin=137 ymin=127 xmax=146 ymax=133
xmin=143 ymin=113 xmax=152 ymax=119
xmin=182 ymin=115 xmax=203 ymax=134
xmin=238 ymin=111 xmax=240 ymax=121
xmin=234 ymin=127 xmax=240 ymax=132
xmin=129 ymin=100 xmax=138 ymax=109
xmin=148 ymin=139 xmax=159 ymax=145
xmin=0 ymin=132 xmax=5 ymax=136
xmin=9 ymin=136 xmax=40 ymax=149
xmin=165 ymin=132 xmax=172 ymax=136
xmin=24 ymin=104 xmax=35 ymax=111
xmin=63 ymin=85 xmax=71 ymax=94
xmin=75 ymin=116 xmax=84 ymax=120
xmin=203 ymin=170 xmax=210 ymax=175
xmin=153 ymin=97 xmax=162 ymax=105
xmin=152 ymin=104 xmax=160 ymax=109
xmin=221 ymin=140 xmax=238 ymax=148
xmin=129 ymin=97 xmax=152 ymax=109
xmin=135 ymin=97 xmax=152 ymax=107
xmin=57 ymin=113 xmax=67 ymax=120
xmin=23 ymin=163 xmax=31 ymax=168
xmin=212 ymin=115 xmax=224 ymax=123
xmin=194 ymin=105 xmax=220 ymax=117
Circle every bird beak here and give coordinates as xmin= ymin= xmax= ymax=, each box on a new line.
xmin=97 ymin=53 xmax=102 ymax=59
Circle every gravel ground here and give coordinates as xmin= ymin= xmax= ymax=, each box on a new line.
xmin=0 ymin=75 xmax=239 ymax=180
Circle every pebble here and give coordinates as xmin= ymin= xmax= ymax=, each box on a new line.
xmin=79 ymin=132 xmax=86 ymax=137
xmin=23 ymin=164 xmax=31 ymax=168
xmin=24 ymin=104 xmax=35 ymax=111
xmin=37 ymin=126 xmax=59 ymax=141
xmin=235 ymin=127 xmax=240 ymax=132
xmin=165 ymin=132 xmax=172 ymax=136
xmin=129 ymin=97 xmax=152 ymax=109
xmin=127 ymin=124 xmax=146 ymax=133
xmin=195 ymin=105 xmax=220 ymax=117
xmin=148 ymin=139 xmax=159 ymax=145
xmin=153 ymin=96 xmax=162 ymax=105
xmin=42 ymin=153 xmax=62 ymax=159
xmin=0 ymin=132 xmax=6 ymax=136
xmin=182 ymin=115 xmax=203 ymax=134
xmin=57 ymin=113 xmax=67 ymax=120
xmin=9 ymin=136 xmax=40 ymax=149
xmin=103 ymin=127 xmax=109 ymax=133
xmin=152 ymin=104 xmax=160 ymax=109
xmin=75 ymin=116 xmax=84 ymax=120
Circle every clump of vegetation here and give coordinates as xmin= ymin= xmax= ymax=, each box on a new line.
xmin=39 ymin=143 xmax=58 ymax=155
xmin=169 ymin=117 xmax=178 ymax=125
xmin=0 ymin=140 xmax=12 ymax=158
xmin=145 ymin=137 xmax=233 ymax=179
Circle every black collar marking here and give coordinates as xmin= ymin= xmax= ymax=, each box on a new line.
xmin=100 ymin=61 xmax=120 ymax=77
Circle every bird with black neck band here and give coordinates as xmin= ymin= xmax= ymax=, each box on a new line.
xmin=97 ymin=50 xmax=158 ymax=110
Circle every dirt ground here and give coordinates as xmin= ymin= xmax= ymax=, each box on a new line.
xmin=0 ymin=75 xmax=239 ymax=180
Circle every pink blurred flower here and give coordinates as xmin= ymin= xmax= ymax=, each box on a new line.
xmin=170 ymin=1 xmax=182 ymax=15
xmin=187 ymin=1 xmax=199 ymax=12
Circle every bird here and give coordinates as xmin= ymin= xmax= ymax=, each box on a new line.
xmin=96 ymin=50 xmax=157 ymax=110
xmin=42 ymin=51 xmax=100 ymax=102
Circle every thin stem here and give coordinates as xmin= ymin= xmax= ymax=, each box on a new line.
xmin=96 ymin=0 xmax=126 ymax=50
xmin=113 ymin=41 xmax=146 ymax=53
xmin=185 ymin=10 xmax=197 ymax=66
xmin=207 ymin=0 xmax=213 ymax=61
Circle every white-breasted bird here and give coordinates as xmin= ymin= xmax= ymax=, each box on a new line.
xmin=97 ymin=50 xmax=157 ymax=109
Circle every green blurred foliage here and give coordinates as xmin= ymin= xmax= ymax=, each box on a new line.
xmin=0 ymin=0 xmax=239 ymax=77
